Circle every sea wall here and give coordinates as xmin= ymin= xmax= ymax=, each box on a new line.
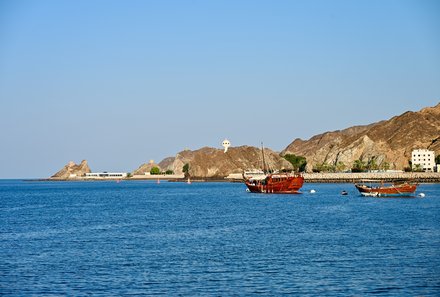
xmin=303 ymin=172 xmax=440 ymax=183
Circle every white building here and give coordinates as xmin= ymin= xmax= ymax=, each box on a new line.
xmin=85 ymin=172 xmax=127 ymax=178
xmin=412 ymin=149 xmax=435 ymax=172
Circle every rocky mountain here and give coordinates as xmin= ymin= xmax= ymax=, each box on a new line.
xmin=158 ymin=157 xmax=175 ymax=172
xmin=132 ymin=161 xmax=161 ymax=175
xmin=165 ymin=146 xmax=293 ymax=178
xmin=50 ymin=160 xmax=91 ymax=179
xmin=282 ymin=103 xmax=440 ymax=171
xmin=50 ymin=104 xmax=439 ymax=179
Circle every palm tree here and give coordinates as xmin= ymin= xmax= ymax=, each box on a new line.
xmin=381 ymin=161 xmax=390 ymax=171
xmin=413 ymin=164 xmax=423 ymax=172
xmin=336 ymin=161 xmax=346 ymax=172
xmin=352 ymin=159 xmax=366 ymax=172
xmin=368 ymin=158 xmax=378 ymax=171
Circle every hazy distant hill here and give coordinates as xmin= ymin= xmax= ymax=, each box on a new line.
xmin=282 ymin=103 xmax=440 ymax=171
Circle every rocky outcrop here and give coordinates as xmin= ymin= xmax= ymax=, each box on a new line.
xmin=50 ymin=160 xmax=91 ymax=179
xmin=158 ymin=157 xmax=175 ymax=172
xmin=282 ymin=103 xmax=440 ymax=171
xmin=166 ymin=146 xmax=293 ymax=178
xmin=132 ymin=162 xmax=161 ymax=175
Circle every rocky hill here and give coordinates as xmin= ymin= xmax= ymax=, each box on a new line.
xmin=132 ymin=161 xmax=161 ymax=175
xmin=158 ymin=157 xmax=175 ymax=172
xmin=50 ymin=104 xmax=439 ymax=179
xmin=282 ymin=103 xmax=440 ymax=171
xmin=50 ymin=160 xmax=91 ymax=179
xmin=164 ymin=146 xmax=293 ymax=178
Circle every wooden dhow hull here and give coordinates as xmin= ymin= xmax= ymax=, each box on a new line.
xmin=245 ymin=174 xmax=304 ymax=194
xmin=355 ymin=183 xmax=417 ymax=197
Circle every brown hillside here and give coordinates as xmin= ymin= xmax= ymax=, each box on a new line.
xmin=132 ymin=161 xmax=161 ymax=175
xmin=168 ymin=146 xmax=292 ymax=178
xmin=282 ymin=103 xmax=440 ymax=171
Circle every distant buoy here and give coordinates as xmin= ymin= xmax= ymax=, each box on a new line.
xmin=310 ymin=189 xmax=316 ymax=194
xmin=418 ymin=193 xmax=425 ymax=198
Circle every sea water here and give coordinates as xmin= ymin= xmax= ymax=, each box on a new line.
xmin=1 ymin=180 xmax=439 ymax=296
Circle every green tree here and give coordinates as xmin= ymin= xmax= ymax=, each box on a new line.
xmin=336 ymin=161 xmax=346 ymax=172
xmin=312 ymin=162 xmax=335 ymax=173
xmin=367 ymin=157 xmax=379 ymax=171
xmin=381 ymin=161 xmax=390 ymax=171
xmin=283 ymin=154 xmax=307 ymax=172
xmin=413 ymin=164 xmax=423 ymax=172
xmin=182 ymin=163 xmax=190 ymax=177
xmin=323 ymin=162 xmax=336 ymax=172
xmin=150 ymin=166 xmax=160 ymax=175
xmin=436 ymin=155 xmax=440 ymax=164
xmin=352 ymin=159 xmax=366 ymax=172
xmin=165 ymin=170 xmax=174 ymax=175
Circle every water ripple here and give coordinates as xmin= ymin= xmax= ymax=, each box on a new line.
xmin=1 ymin=181 xmax=439 ymax=296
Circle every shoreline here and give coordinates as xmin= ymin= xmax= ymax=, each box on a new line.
xmin=302 ymin=172 xmax=440 ymax=183
xmin=32 ymin=172 xmax=440 ymax=183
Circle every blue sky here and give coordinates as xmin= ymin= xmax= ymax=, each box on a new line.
xmin=1 ymin=0 xmax=439 ymax=178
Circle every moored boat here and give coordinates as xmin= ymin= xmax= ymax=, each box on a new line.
xmin=245 ymin=172 xmax=304 ymax=194
xmin=243 ymin=142 xmax=304 ymax=194
xmin=354 ymin=180 xmax=417 ymax=197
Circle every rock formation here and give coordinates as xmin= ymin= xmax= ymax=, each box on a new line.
xmin=132 ymin=161 xmax=161 ymax=175
xmin=165 ymin=146 xmax=293 ymax=178
xmin=157 ymin=157 xmax=175 ymax=172
xmin=282 ymin=103 xmax=440 ymax=171
xmin=50 ymin=160 xmax=91 ymax=179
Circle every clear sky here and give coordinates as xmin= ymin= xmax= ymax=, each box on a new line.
xmin=1 ymin=0 xmax=439 ymax=178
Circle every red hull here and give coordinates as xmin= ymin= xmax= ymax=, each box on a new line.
xmin=355 ymin=182 xmax=417 ymax=197
xmin=245 ymin=173 xmax=304 ymax=194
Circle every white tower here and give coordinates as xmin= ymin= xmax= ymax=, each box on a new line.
xmin=222 ymin=139 xmax=231 ymax=153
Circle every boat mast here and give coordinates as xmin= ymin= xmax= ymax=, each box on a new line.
xmin=261 ymin=142 xmax=268 ymax=174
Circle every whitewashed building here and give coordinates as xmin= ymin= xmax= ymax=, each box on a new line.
xmin=412 ymin=149 xmax=435 ymax=172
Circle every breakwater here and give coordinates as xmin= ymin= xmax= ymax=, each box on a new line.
xmin=303 ymin=172 xmax=440 ymax=183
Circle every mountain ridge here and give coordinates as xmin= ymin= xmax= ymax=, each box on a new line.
xmin=282 ymin=103 xmax=440 ymax=171
xmin=49 ymin=103 xmax=440 ymax=178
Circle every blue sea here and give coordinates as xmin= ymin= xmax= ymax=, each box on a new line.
xmin=1 ymin=180 xmax=439 ymax=296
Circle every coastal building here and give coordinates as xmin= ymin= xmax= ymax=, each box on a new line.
xmin=411 ymin=149 xmax=435 ymax=172
xmin=85 ymin=172 xmax=127 ymax=179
